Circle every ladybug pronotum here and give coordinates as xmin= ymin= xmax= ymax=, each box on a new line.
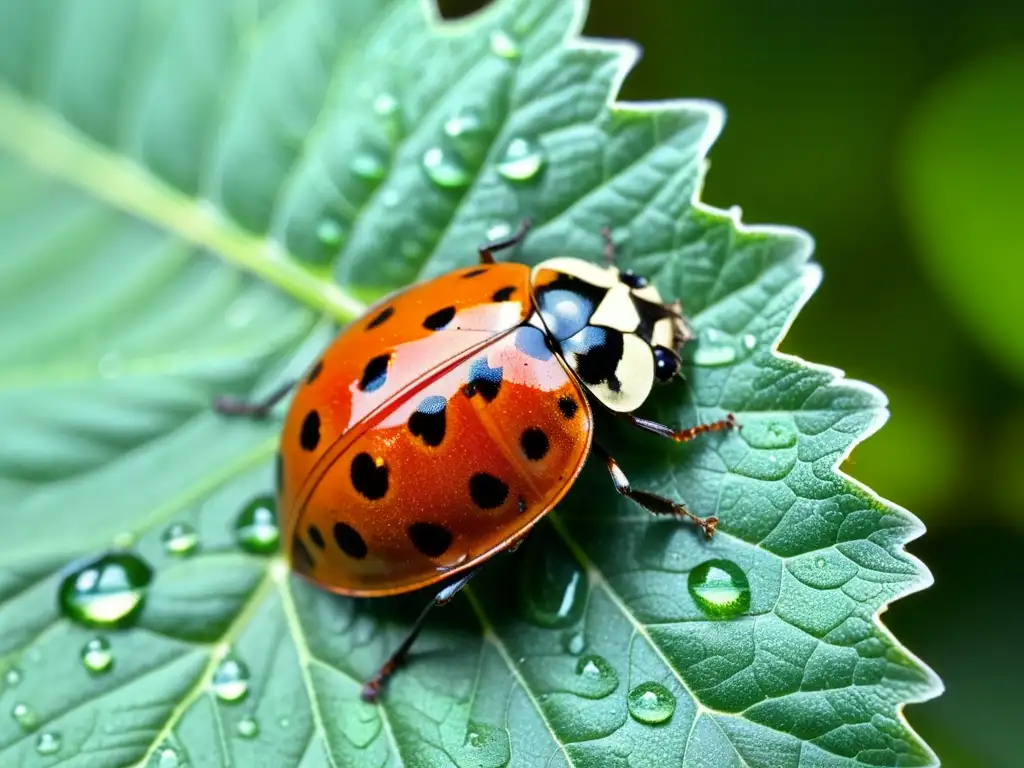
xmin=215 ymin=221 xmax=738 ymax=700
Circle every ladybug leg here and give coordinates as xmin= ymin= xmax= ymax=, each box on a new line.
xmin=213 ymin=379 xmax=296 ymax=419
xmin=595 ymin=443 xmax=718 ymax=538
xmin=478 ymin=218 xmax=532 ymax=264
xmin=624 ymin=412 xmax=740 ymax=443
xmin=361 ymin=566 xmax=482 ymax=703
xmin=601 ymin=225 xmax=616 ymax=266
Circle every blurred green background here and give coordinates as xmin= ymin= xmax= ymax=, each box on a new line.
xmin=442 ymin=0 xmax=1024 ymax=765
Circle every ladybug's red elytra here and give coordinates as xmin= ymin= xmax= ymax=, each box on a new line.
xmin=215 ymin=221 xmax=738 ymax=700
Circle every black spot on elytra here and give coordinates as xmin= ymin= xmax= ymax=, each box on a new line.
xmin=350 ymin=452 xmax=389 ymax=500
xmin=423 ymin=306 xmax=456 ymax=331
xmin=292 ymin=536 xmax=314 ymax=572
xmin=462 ymin=268 xmax=489 ymax=278
xmin=469 ymin=472 xmax=509 ymax=510
xmin=463 ymin=357 xmax=503 ymax=402
xmin=366 ymin=305 xmax=394 ymax=329
xmin=520 ymin=428 xmax=549 ymax=461
xmin=333 ymin=522 xmax=367 ymax=559
xmin=492 ymin=286 xmax=516 ymax=302
xmin=574 ymin=328 xmax=624 ymax=391
xmin=300 ymin=411 xmax=320 ymax=451
xmin=359 ymin=353 xmax=390 ymax=392
xmin=407 ymin=522 xmax=453 ymax=557
xmin=306 ymin=360 xmax=323 ymax=384
xmin=408 ymin=395 xmax=446 ymax=447
xmin=308 ymin=525 xmax=325 ymax=549
xmin=558 ymin=396 xmax=578 ymax=419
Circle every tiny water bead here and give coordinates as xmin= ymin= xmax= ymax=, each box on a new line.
xmin=688 ymin=559 xmax=751 ymax=619
xmin=517 ymin=537 xmax=587 ymax=628
xmin=35 ymin=731 xmax=61 ymax=756
xmin=4 ymin=667 xmax=21 ymax=687
xmin=161 ymin=522 xmax=198 ymax=556
xmin=315 ymin=219 xmax=345 ymax=249
xmin=421 ymin=146 xmax=472 ymax=189
xmin=81 ymin=637 xmax=114 ymax=674
xmin=691 ymin=328 xmax=758 ymax=367
xmin=443 ymin=111 xmax=484 ymax=147
xmin=486 ymin=221 xmax=513 ymax=241
xmin=561 ymin=631 xmax=585 ymax=656
xmin=489 ymin=29 xmax=520 ymax=60
xmin=372 ymin=92 xmax=398 ymax=118
xmin=12 ymin=702 xmax=38 ymax=731
xmin=157 ymin=747 xmax=181 ymax=768
xmin=234 ymin=495 xmax=280 ymax=555
xmin=59 ymin=551 xmax=154 ymax=628
xmin=627 ymin=682 xmax=677 ymax=725
xmin=351 ymin=151 xmax=388 ymax=182
xmin=496 ymin=137 xmax=545 ymax=182
xmin=573 ymin=654 xmax=619 ymax=699
xmin=211 ymin=656 xmax=250 ymax=703
xmin=237 ymin=717 xmax=259 ymax=738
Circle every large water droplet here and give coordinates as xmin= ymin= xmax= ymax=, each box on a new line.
xmin=740 ymin=417 xmax=798 ymax=450
xmin=211 ymin=656 xmax=250 ymax=703
xmin=573 ymin=654 xmax=619 ymax=699
xmin=688 ymin=559 xmax=751 ymax=619
xmin=627 ymin=682 xmax=676 ymax=725
xmin=489 ymin=29 xmax=520 ymax=60
xmin=35 ymin=731 xmax=60 ymax=756
xmin=237 ymin=716 xmax=259 ymax=738
xmin=12 ymin=702 xmax=38 ymax=731
xmin=81 ymin=637 xmax=113 ymax=674
xmin=58 ymin=552 xmax=153 ymax=628
xmin=4 ymin=667 xmax=21 ymax=687
xmin=517 ymin=536 xmax=587 ymax=628
xmin=316 ymin=219 xmax=345 ymax=249
xmin=421 ymin=146 xmax=472 ymax=189
xmin=157 ymin=747 xmax=181 ymax=768
xmin=161 ymin=522 xmax=198 ymax=557
xmin=234 ymin=495 xmax=280 ymax=555
xmin=497 ymin=137 xmax=545 ymax=182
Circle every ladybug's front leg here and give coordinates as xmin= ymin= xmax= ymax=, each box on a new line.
xmin=213 ymin=379 xmax=296 ymax=419
xmin=361 ymin=565 xmax=483 ymax=703
xmin=624 ymin=412 xmax=740 ymax=443
xmin=594 ymin=443 xmax=718 ymax=538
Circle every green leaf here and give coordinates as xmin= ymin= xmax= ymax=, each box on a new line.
xmin=0 ymin=0 xmax=941 ymax=765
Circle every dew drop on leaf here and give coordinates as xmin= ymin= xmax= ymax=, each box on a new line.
xmin=688 ymin=559 xmax=751 ymax=619
xmin=58 ymin=551 xmax=153 ymax=628
xmin=489 ymin=29 xmax=520 ymax=60
xmin=691 ymin=328 xmax=738 ymax=366
xmin=236 ymin=716 xmax=259 ymax=738
xmin=372 ymin=92 xmax=398 ymax=118
xmin=80 ymin=637 xmax=113 ymax=674
xmin=35 ymin=731 xmax=60 ymax=756
xmin=351 ymin=151 xmax=388 ymax=182
xmin=234 ymin=495 xmax=280 ymax=555
xmin=561 ymin=630 xmax=585 ymax=656
xmin=315 ymin=219 xmax=345 ymax=249
xmin=4 ymin=667 xmax=21 ymax=687
xmin=161 ymin=522 xmax=198 ymax=557
xmin=627 ymin=681 xmax=676 ymax=725
xmin=421 ymin=146 xmax=472 ymax=189
xmin=157 ymin=747 xmax=181 ymax=768
xmin=517 ymin=536 xmax=587 ymax=628
xmin=741 ymin=417 xmax=798 ymax=450
xmin=211 ymin=656 xmax=250 ymax=703
xmin=497 ymin=137 xmax=545 ymax=182
xmin=486 ymin=220 xmax=513 ymax=241
xmin=443 ymin=111 xmax=483 ymax=146
xmin=573 ymin=654 xmax=619 ymax=699
xmin=11 ymin=702 xmax=37 ymax=731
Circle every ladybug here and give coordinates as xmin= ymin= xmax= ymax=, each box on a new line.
xmin=215 ymin=221 xmax=738 ymax=700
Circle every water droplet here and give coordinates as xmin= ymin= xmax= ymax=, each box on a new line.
xmin=237 ymin=716 xmax=259 ymax=738
xmin=497 ymin=137 xmax=545 ymax=182
xmin=815 ymin=557 xmax=826 ymax=569
xmin=211 ymin=656 xmax=250 ymax=703
xmin=688 ymin=559 xmax=751 ymax=619
xmin=573 ymin=654 xmax=619 ymax=699
xmin=157 ymin=747 xmax=181 ymax=768
xmin=81 ymin=637 xmax=113 ymax=674
xmin=486 ymin=221 xmax=513 ymax=241
xmin=234 ymin=495 xmax=280 ymax=555
xmin=12 ymin=702 xmax=38 ymax=731
xmin=58 ymin=552 xmax=153 ymax=628
xmin=278 ymin=716 xmax=291 ymax=728
xmin=316 ymin=219 xmax=345 ymax=249
xmin=351 ymin=151 xmax=387 ymax=181
xmin=421 ymin=146 xmax=471 ymax=189
xmin=692 ymin=328 xmax=737 ymax=366
xmin=742 ymin=333 xmax=757 ymax=351
xmin=35 ymin=731 xmax=60 ymax=756
xmin=4 ymin=667 xmax=21 ymax=687
xmin=489 ymin=29 xmax=520 ymax=60
xmin=373 ymin=92 xmax=398 ymax=117
xmin=517 ymin=536 xmax=587 ymax=628
xmin=561 ymin=631 xmax=585 ymax=656
xmin=161 ymin=522 xmax=198 ymax=557
xmin=627 ymin=682 xmax=677 ymax=725
xmin=740 ymin=417 xmax=798 ymax=450
xmin=443 ymin=111 xmax=484 ymax=145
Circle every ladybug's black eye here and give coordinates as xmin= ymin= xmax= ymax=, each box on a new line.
xmin=619 ymin=269 xmax=649 ymax=289
xmin=653 ymin=346 xmax=680 ymax=382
